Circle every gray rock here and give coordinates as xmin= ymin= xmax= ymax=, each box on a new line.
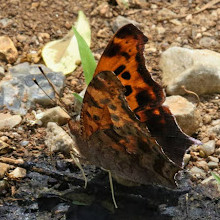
xmin=0 ymin=63 xmax=65 ymax=115
xmin=201 ymin=175 xmax=220 ymax=199
xmin=160 ymin=47 xmax=220 ymax=95
xmin=112 ymin=16 xmax=140 ymax=32
xmin=208 ymin=120 xmax=220 ymax=137
xmin=199 ymin=37 xmax=218 ymax=48
xmin=164 ymin=95 xmax=200 ymax=135
xmin=200 ymin=140 xmax=215 ymax=156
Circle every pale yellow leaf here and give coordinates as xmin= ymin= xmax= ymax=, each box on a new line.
xmin=42 ymin=11 xmax=91 ymax=75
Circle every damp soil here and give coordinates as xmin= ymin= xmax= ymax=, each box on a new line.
xmin=0 ymin=0 xmax=220 ymax=219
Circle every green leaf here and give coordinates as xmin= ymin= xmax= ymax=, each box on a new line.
xmin=211 ymin=172 xmax=220 ymax=185
xmin=73 ymin=93 xmax=83 ymax=103
xmin=73 ymin=27 xmax=96 ymax=85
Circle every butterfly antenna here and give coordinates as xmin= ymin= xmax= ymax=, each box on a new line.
xmin=38 ymin=67 xmax=70 ymax=115
xmin=38 ymin=66 xmax=60 ymax=97
xmin=32 ymin=77 xmax=58 ymax=106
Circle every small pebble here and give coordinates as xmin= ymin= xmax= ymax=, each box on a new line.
xmin=20 ymin=140 xmax=29 ymax=147
xmin=8 ymin=167 xmax=26 ymax=179
xmin=208 ymin=156 xmax=219 ymax=163
xmin=184 ymin=153 xmax=191 ymax=165
xmin=196 ymin=160 xmax=208 ymax=171
xmin=207 ymin=161 xmax=218 ymax=169
xmin=190 ymin=166 xmax=206 ymax=178
xmin=200 ymin=140 xmax=215 ymax=156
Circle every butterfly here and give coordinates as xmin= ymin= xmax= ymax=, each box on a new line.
xmin=69 ymin=24 xmax=201 ymax=188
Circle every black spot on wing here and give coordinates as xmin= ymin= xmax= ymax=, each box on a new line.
xmin=100 ymin=98 xmax=110 ymax=104
xmin=121 ymin=71 xmax=131 ymax=80
xmin=86 ymin=95 xmax=102 ymax=109
xmin=86 ymin=111 xmax=92 ymax=118
xmin=105 ymin=42 xmax=121 ymax=57
xmin=114 ymin=65 xmax=126 ymax=76
xmin=93 ymin=115 xmax=100 ymax=121
xmin=108 ymin=104 xmax=117 ymax=110
xmin=124 ymin=85 xmax=132 ymax=96
xmin=136 ymin=90 xmax=151 ymax=108
xmin=121 ymin=52 xmax=130 ymax=60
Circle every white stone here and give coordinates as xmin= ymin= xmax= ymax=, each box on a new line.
xmin=8 ymin=167 xmax=26 ymax=179
xmin=160 ymin=47 xmax=220 ymax=95
xmin=0 ymin=113 xmax=22 ymax=130
xmin=200 ymin=140 xmax=215 ymax=156
xmin=45 ymin=122 xmax=80 ymax=156
xmin=164 ymin=95 xmax=200 ymax=135
xmin=183 ymin=153 xmax=191 ymax=166
xmin=37 ymin=106 xmax=70 ymax=126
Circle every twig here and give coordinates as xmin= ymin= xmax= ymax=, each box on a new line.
xmin=192 ymin=0 xmax=220 ymax=15
xmin=0 ymin=157 xmax=84 ymax=186
xmin=159 ymin=0 xmax=220 ymax=21
xmin=181 ymin=85 xmax=200 ymax=107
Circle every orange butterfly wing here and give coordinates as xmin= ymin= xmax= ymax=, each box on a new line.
xmin=79 ymin=71 xmax=179 ymax=187
xmin=93 ymin=24 xmax=200 ymax=166
xmin=95 ymin=24 xmax=164 ymax=112
xmin=70 ymin=24 xmax=201 ymax=187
